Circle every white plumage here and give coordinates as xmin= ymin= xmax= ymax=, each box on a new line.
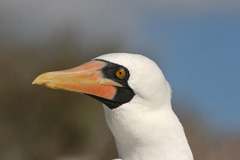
xmin=96 ymin=53 xmax=194 ymax=160
xmin=33 ymin=53 xmax=194 ymax=160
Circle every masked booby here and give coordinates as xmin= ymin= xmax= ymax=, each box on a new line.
xmin=33 ymin=53 xmax=194 ymax=160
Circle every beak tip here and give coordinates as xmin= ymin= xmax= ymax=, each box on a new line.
xmin=32 ymin=73 xmax=48 ymax=86
xmin=32 ymin=79 xmax=39 ymax=85
xmin=32 ymin=78 xmax=42 ymax=86
xmin=32 ymin=72 xmax=61 ymax=90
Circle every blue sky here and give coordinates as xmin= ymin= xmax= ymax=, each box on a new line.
xmin=130 ymin=13 xmax=240 ymax=133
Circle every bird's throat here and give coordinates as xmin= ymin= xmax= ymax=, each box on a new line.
xmin=103 ymin=104 xmax=194 ymax=160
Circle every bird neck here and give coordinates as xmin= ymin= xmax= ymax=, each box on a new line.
xmin=103 ymin=99 xmax=193 ymax=160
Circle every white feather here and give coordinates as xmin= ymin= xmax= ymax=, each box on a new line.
xmin=96 ymin=53 xmax=194 ymax=160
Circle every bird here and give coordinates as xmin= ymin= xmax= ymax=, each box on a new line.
xmin=32 ymin=53 xmax=194 ymax=160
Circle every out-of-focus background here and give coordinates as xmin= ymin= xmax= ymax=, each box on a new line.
xmin=0 ymin=0 xmax=239 ymax=160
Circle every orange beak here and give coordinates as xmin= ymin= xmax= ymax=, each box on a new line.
xmin=32 ymin=60 xmax=122 ymax=100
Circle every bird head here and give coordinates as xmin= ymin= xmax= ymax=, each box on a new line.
xmin=33 ymin=53 xmax=171 ymax=109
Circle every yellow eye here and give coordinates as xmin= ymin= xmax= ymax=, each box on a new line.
xmin=115 ymin=68 xmax=126 ymax=79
